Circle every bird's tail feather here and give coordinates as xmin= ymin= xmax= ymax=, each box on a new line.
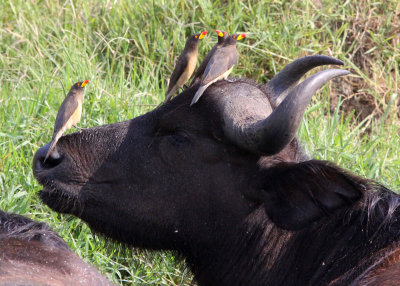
xmin=165 ymin=84 xmax=179 ymax=103
xmin=44 ymin=132 xmax=62 ymax=162
xmin=190 ymin=85 xmax=207 ymax=106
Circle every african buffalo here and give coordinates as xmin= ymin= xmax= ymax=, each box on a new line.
xmin=0 ymin=210 xmax=113 ymax=285
xmin=33 ymin=55 xmax=400 ymax=285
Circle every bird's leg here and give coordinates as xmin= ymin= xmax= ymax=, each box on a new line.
xmin=73 ymin=125 xmax=84 ymax=132
xmin=182 ymin=84 xmax=189 ymax=90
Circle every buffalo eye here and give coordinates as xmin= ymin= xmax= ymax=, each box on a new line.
xmin=156 ymin=126 xmax=190 ymax=147
xmin=158 ymin=130 xmax=191 ymax=167
xmin=166 ymin=132 xmax=189 ymax=146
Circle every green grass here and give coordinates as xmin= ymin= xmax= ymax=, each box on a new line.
xmin=0 ymin=0 xmax=399 ymax=284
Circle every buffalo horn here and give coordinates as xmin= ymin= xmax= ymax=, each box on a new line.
xmin=264 ymin=55 xmax=344 ymax=106
xmin=224 ymin=69 xmax=350 ymax=155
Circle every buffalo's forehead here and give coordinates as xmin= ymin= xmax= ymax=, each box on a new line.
xmin=158 ymin=79 xmax=270 ymax=134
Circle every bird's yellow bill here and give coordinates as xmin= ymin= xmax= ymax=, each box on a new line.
xmin=237 ymin=34 xmax=246 ymax=41
xmin=199 ymin=30 xmax=208 ymax=40
xmin=216 ymin=30 xmax=224 ymax=37
xmin=81 ymin=80 xmax=89 ymax=87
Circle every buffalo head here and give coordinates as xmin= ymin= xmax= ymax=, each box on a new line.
xmin=33 ymin=56 xmax=399 ymax=285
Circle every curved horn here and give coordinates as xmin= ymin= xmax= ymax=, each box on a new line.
xmin=223 ymin=69 xmax=350 ymax=155
xmin=263 ymin=55 xmax=344 ymax=106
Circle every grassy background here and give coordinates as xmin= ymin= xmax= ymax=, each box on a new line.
xmin=0 ymin=0 xmax=399 ymax=284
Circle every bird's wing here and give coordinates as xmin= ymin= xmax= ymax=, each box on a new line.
xmin=53 ymin=95 xmax=79 ymax=135
xmin=191 ymin=45 xmax=217 ymax=84
xmin=167 ymin=54 xmax=189 ymax=93
xmin=201 ymin=46 xmax=238 ymax=85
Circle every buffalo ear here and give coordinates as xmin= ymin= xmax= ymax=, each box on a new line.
xmin=259 ymin=160 xmax=365 ymax=230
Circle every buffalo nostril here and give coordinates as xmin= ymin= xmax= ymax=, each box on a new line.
xmin=33 ymin=143 xmax=63 ymax=171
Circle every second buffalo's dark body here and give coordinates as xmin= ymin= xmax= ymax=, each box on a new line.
xmin=33 ymin=56 xmax=400 ymax=285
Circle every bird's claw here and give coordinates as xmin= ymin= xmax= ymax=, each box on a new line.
xmin=73 ymin=125 xmax=84 ymax=132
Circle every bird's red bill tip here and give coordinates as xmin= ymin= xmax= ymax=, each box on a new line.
xmin=81 ymin=80 xmax=89 ymax=87
xmin=216 ymin=30 xmax=224 ymax=37
xmin=199 ymin=31 xmax=208 ymax=39
xmin=237 ymin=34 xmax=246 ymax=41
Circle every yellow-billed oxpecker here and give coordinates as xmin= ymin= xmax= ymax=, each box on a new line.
xmin=190 ymin=30 xmax=228 ymax=86
xmin=44 ymin=80 xmax=89 ymax=162
xmin=165 ymin=30 xmax=208 ymax=102
xmin=190 ymin=33 xmax=246 ymax=106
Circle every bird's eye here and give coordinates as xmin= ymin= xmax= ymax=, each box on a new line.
xmin=195 ymin=35 xmax=198 ymax=39
xmin=77 ymin=83 xmax=81 ymax=86
xmin=233 ymin=36 xmax=236 ymax=39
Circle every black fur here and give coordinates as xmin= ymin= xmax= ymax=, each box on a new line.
xmin=260 ymin=160 xmax=364 ymax=230
xmin=32 ymin=77 xmax=400 ymax=285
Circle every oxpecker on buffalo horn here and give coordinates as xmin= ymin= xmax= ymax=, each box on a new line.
xmin=190 ymin=30 xmax=228 ymax=86
xmin=190 ymin=33 xmax=246 ymax=106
